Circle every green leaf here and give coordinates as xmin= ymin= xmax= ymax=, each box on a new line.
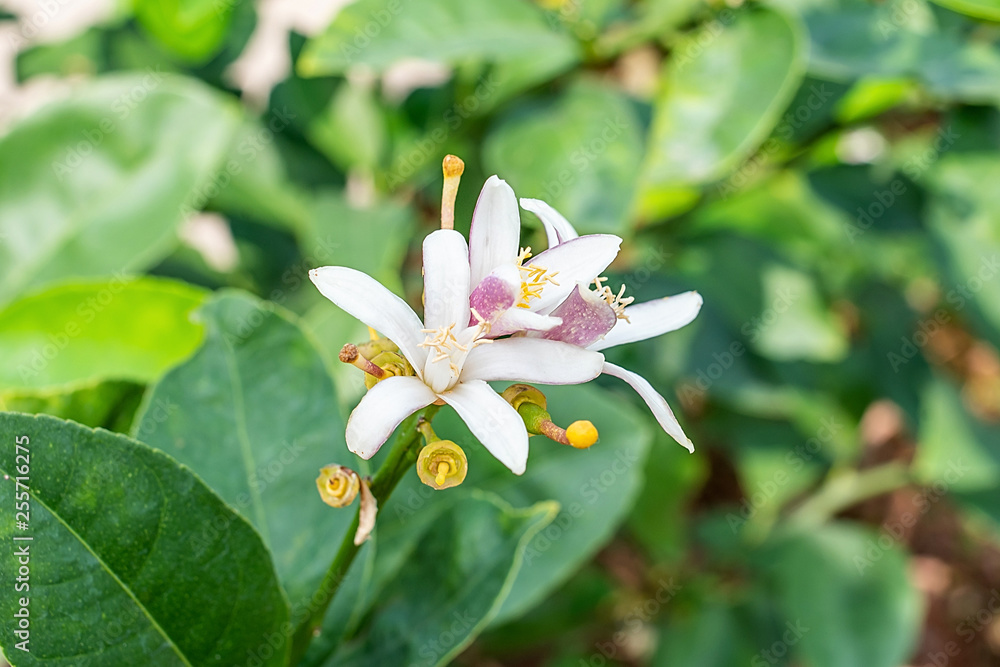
xmin=298 ymin=0 xmax=578 ymax=77
xmin=390 ymin=383 xmax=654 ymax=624
xmin=0 ymin=412 xmax=289 ymax=665
xmin=483 ymin=80 xmax=646 ymax=234
xmin=133 ymin=290 xmax=349 ymax=606
xmin=642 ymin=7 xmax=805 ymax=189
xmin=0 ymin=278 xmax=208 ymax=393
xmin=928 ymin=0 xmax=1000 ymax=20
xmin=925 ymin=153 xmax=1000 ymax=337
xmin=760 ymin=523 xmax=923 ymax=667
xmin=0 ymin=74 xmax=240 ymax=305
xmin=134 ymin=0 xmax=236 ymax=63
xmin=653 ymin=599 xmax=773 ymax=667
xmin=329 ymin=493 xmax=556 ymax=667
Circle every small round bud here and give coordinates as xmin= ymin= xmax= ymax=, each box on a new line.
xmin=316 ymin=465 xmax=360 ymax=507
xmin=416 ymin=440 xmax=468 ymax=490
xmin=566 ymin=420 xmax=599 ymax=449
xmin=364 ymin=351 xmax=415 ymax=388
xmin=442 ymin=154 xmax=465 ymax=178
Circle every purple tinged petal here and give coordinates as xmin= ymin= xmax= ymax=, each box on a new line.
xmin=540 ymin=284 xmax=617 ymax=347
xmin=468 ymin=263 xmax=518 ymax=325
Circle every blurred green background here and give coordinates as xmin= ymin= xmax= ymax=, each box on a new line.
xmin=2 ymin=0 xmax=1000 ymax=664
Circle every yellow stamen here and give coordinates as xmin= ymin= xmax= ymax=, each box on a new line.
xmin=367 ymin=326 xmax=379 ymax=340
xmin=440 ymin=155 xmax=464 ymax=230
xmin=435 ymin=462 xmax=450 ymax=487
xmin=594 ymin=276 xmax=634 ymax=321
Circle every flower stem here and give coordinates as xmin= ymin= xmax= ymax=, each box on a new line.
xmin=288 ymin=404 xmax=440 ymax=664
xmin=789 ymin=461 xmax=913 ymax=525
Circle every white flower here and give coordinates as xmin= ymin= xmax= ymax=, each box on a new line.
xmin=466 ymin=176 xmax=624 ymax=337
xmin=310 ymin=228 xmax=607 ymax=474
xmin=508 ymin=196 xmax=704 ymax=452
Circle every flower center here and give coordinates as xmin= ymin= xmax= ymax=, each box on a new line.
xmin=593 ymin=276 xmax=634 ymax=321
xmin=516 ymin=247 xmax=560 ymax=309
xmin=419 ymin=310 xmax=492 ymax=378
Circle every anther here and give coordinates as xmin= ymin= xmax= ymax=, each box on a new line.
xmin=440 ymin=154 xmax=465 ymax=230
xmin=339 ymin=343 xmax=386 ymax=378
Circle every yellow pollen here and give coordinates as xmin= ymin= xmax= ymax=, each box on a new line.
xmin=593 ymin=276 xmax=634 ymax=321
xmin=515 ymin=248 xmax=560 ymax=309
xmin=566 ymin=420 xmax=599 ymax=448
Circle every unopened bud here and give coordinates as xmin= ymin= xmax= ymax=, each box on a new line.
xmin=316 ymin=465 xmax=360 ymax=507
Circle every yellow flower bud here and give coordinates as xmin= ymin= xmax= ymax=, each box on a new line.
xmin=316 ymin=465 xmax=360 ymax=507
xmin=416 ymin=440 xmax=468 ymax=490
xmin=565 ymin=420 xmax=599 ymax=449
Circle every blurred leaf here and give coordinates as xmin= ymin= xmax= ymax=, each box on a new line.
xmin=0 ymin=412 xmax=289 ymax=665
xmin=751 ymin=264 xmax=849 ymax=362
xmin=309 ymin=80 xmax=388 ymax=171
xmin=299 ymin=0 xmax=578 ymax=77
xmin=484 ymin=80 xmax=646 ymax=234
xmin=628 ymin=431 xmax=707 ymax=563
xmin=0 ymin=74 xmax=240 ymax=305
xmin=134 ymin=0 xmax=236 ymax=63
xmin=914 ymin=377 xmax=1000 ymax=490
xmin=928 ymin=0 xmax=1000 ymax=21
xmin=653 ymin=599 xmax=772 ymax=667
xmin=835 ymin=77 xmax=918 ymax=123
xmin=328 ymin=493 xmax=556 ymax=667
xmin=760 ymin=522 xmax=923 ymax=667
xmin=925 ymin=153 xmax=1000 ymax=337
xmin=0 ymin=277 xmax=207 ymax=393
xmin=0 ymin=380 xmax=144 ymax=433
xmin=133 ymin=290 xmax=348 ymax=606
xmin=641 ymin=7 xmax=805 ymax=189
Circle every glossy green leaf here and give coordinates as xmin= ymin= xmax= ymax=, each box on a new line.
xmin=135 ymin=0 xmax=236 ymax=63
xmin=929 ymin=0 xmax=1000 ymax=20
xmin=385 ymin=383 xmax=654 ymax=624
xmin=483 ymin=81 xmax=646 ymax=234
xmin=761 ymin=523 xmax=923 ymax=667
xmin=0 ymin=278 xmax=207 ymax=393
xmin=133 ymin=290 xmax=350 ymax=606
xmin=0 ymin=412 xmax=289 ymax=665
xmin=0 ymin=74 xmax=240 ymax=305
xmin=329 ymin=493 xmax=556 ymax=667
xmin=642 ymin=7 xmax=805 ymax=188
xmin=298 ymin=0 xmax=578 ymax=76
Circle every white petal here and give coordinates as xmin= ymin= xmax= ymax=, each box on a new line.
xmin=520 ymin=197 xmax=579 ymax=248
xmin=310 ymin=266 xmax=427 ymax=369
xmin=469 ymin=176 xmax=520 ymax=288
xmin=345 ymin=376 xmax=437 ymax=459
xmin=528 ymin=234 xmax=622 ymax=313
xmin=489 ymin=308 xmax=562 ymax=338
xmin=461 ymin=338 xmax=605 ymax=384
xmin=602 ymin=362 xmax=693 ymax=452
xmin=589 ymin=291 xmax=703 ymax=351
xmin=440 ymin=380 xmax=528 ymax=474
xmin=422 ymin=229 xmax=471 ymax=330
